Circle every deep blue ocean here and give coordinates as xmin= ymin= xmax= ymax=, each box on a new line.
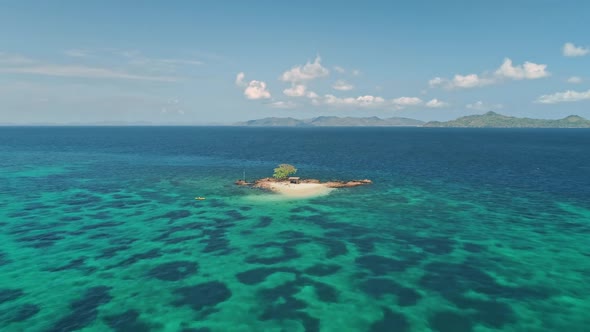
xmin=1 ymin=127 xmax=589 ymax=331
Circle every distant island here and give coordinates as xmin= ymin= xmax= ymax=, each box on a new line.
xmin=424 ymin=112 xmax=590 ymax=128
xmin=235 ymin=116 xmax=424 ymax=127
xmin=236 ymin=113 xmax=590 ymax=128
xmin=236 ymin=164 xmax=372 ymax=198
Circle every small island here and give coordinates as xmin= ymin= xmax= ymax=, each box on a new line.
xmin=236 ymin=164 xmax=372 ymax=198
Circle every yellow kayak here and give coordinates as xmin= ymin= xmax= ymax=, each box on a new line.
xmin=195 ymin=197 xmax=206 ymax=200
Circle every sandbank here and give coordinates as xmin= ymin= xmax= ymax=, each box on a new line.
xmin=263 ymin=182 xmax=334 ymax=198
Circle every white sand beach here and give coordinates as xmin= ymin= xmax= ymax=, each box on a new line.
xmin=265 ymin=182 xmax=334 ymax=198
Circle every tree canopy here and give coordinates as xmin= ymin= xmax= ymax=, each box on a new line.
xmin=273 ymin=164 xmax=297 ymax=180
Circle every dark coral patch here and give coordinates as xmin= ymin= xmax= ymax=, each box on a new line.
xmin=16 ymin=231 xmax=67 ymax=248
xmin=48 ymin=286 xmax=112 ymax=332
xmin=259 ymin=296 xmax=320 ymax=332
xmin=319 ymin=239 xmax=348 ymax=258
xmin=420 ymin=262 xmax=553 ymax=301
xmin=0 ymin=289 xmax=24 ymax=304
xmin=148 ymin=261 xmax=198 ymax=281
xmin=309 ymin=280 xmax=338 ymax=303
xmin=0 ymin=252 xmax=10 ymax=266
xmin=236 ymin=267 xmax=297 ymax=285
xmin=462 ymin=242 xmax=486 ymax=253
xmin=303 ymin=264 xmax=342 ymax=277
xmin=97 ymin=245 xmax=131 ymax=259
xmin=226 ymin=210 xmax=247 ymax=220
xmin=429 ymin=311 xmax=473 ymax=332
xmin=409 ymin=236 xmax=455 ymax=255
xmin=245 ymin=246 xmax=300 ymax=265
xmin=172 ymin=281 xmax=231 ymax=313
xmin=359 ymin=278 xmax=421 ymax=306
xmin=80 ymin=221 xmax=124 ymax=231
xmin=47 ymin=257 xmax=92 ymax=273
xmin=256 ymin=216 xmax=273 ymax=228
xmin=3 ymin=303 xmax=40 ymax=323
xmin=452 ymin=296 xmax=516 ymax=328
xmin=370 ymin=308 xmax=409 ymax=332
xmin=355 ymin=255 xmax=415 ymax=275
xmin=104 ymin=309 xmax=151 ymax=332
xmin=60 ymin=216 xmax=83 ymax=222
xmin=156 ymin=210 xmax=191 ymax=221
xmin=110 ymin=249 xmax=161 ymax=268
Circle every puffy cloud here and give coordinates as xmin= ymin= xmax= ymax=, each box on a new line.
xmin=352 ymin=69 xmax=361 ymax=76
xmin=316 ymin=94 xmax=424 ymax=109
xmin=306 ymin=91 xmax=319 ymax=99
xmin=453 ymin=74 xmax=493 ymax=88
xmin=466 ymin=101 xmax=503 ymax=111
xmin=322 ymin=94 xmax=385 ymax=107
xmin=332 ymin=80 xmax=354 ymax=91
xmin=392 ymin=97 xmax=423 ymax=106
xmin=425 ymin=98 xmax=449 ymax=108
xmin=235 ymin=72 xmax=246 ymax=87
xmin=428 ymin=77 xmax=444 ymax=87
xmin=430 ymin=58 xmax=548 ymax=89
xmin=280 ymin=56 xmax=329 ymax=83
xmin=333 ymin=66 xmax=345 ymax=73
xmin=283 ymin=84 xmax=307 ymax=97
xmin=494 ymin=58 xmax=549 ymax=80
xmin=563 ymin=42 xmax=589 ymax=57
xmin=236 ymin=72 xmax=271 ymax=99
xmin=270 ymin=101 xmax=296 ymax=109
xmin=536 ymin=89 xmax=590 ymax=104
xmin=244 ymin=80 xmax=271 ymax=99
xmin=567 ymin=76 xmax=583 ymax=84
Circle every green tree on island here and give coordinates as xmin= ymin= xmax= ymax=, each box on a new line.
xmin=273 ymin=164 xmax=297 ymax=180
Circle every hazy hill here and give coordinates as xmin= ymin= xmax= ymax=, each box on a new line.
xmin=424 ymin=112 xmax=590 ymax=128
xmin=235 ymin=116 xmax=424 ymax=127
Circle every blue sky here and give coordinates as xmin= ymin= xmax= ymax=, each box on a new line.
xmin=1 ymin=0 xmax=589 ymax=124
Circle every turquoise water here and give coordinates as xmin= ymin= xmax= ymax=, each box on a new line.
xmin=1 ymin=127 xmax=589 ymax=331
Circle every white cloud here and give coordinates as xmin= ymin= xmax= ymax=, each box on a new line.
xmin=352 ymin=69 xmax=361 ymax=76
xmin=270 ymin=101 xmax=296 ymax=109
xmin=392 ymin=97 xmax=423 ymax=106
xmin=315 ymin=94 xmax=424 ymax=109
xmin=244 ymin=80 xmax=271 ymax=100
xmin=563 ymin=42 xmax=589 ymax=57
xmin=466 ymin=101 xmax=503 ymax=111
xmin=494 ymin=58 xmax=549 ymax=80
xmin=430 ymin=58 xmax=548 ymax=89
xmin=333 ymin=66 xmax=345 ymax=73
xmin=235 ymin=72 xmax=246 ymax=87
xmin=235 ymin=72 xmax=272 ymax=99
xmin=280 ymin=56 xmax=329 ymax=83
xmin=306 ymin=91 xmax=319 ymax=99
xmin=454 ymin=74 xmax=492 ymax=88
xmin=283 ymin=84 xmax=307 ymax=97
xmin=0 ymin=52 xmax=182 ymax=81
xmin=428 ymin=77 xmax=444 ymax=87
xmin=567 ymin=76 xmax=583 ymax=84
xmin=0 ymin=64 xmax=177 ymax=81
xmin=332 ymin=80 xmax=354 ymax=91
xmin=0 ymin=52 xmax=37 ymax=65
xmin=536 ymin=89 xmax=590 ymax=104
xmin=321 ymin=94 xmax=386 ymax=107
xmin=64 ymin=49 xmax=89 ymax=57
xmin=425 ymin=98 xmax=449 ymax=108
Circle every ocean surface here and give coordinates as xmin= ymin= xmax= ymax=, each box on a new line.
xmin=1 ymin=127 xmax=589 ymax=332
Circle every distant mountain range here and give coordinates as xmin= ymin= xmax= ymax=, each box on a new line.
xmin=424 ymin=112 xmax=590 ymax=128
xmin=235 ymin=116 xmax=425 ymax=127
xmin=237 ymin=113 xmax=590 ymax=128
